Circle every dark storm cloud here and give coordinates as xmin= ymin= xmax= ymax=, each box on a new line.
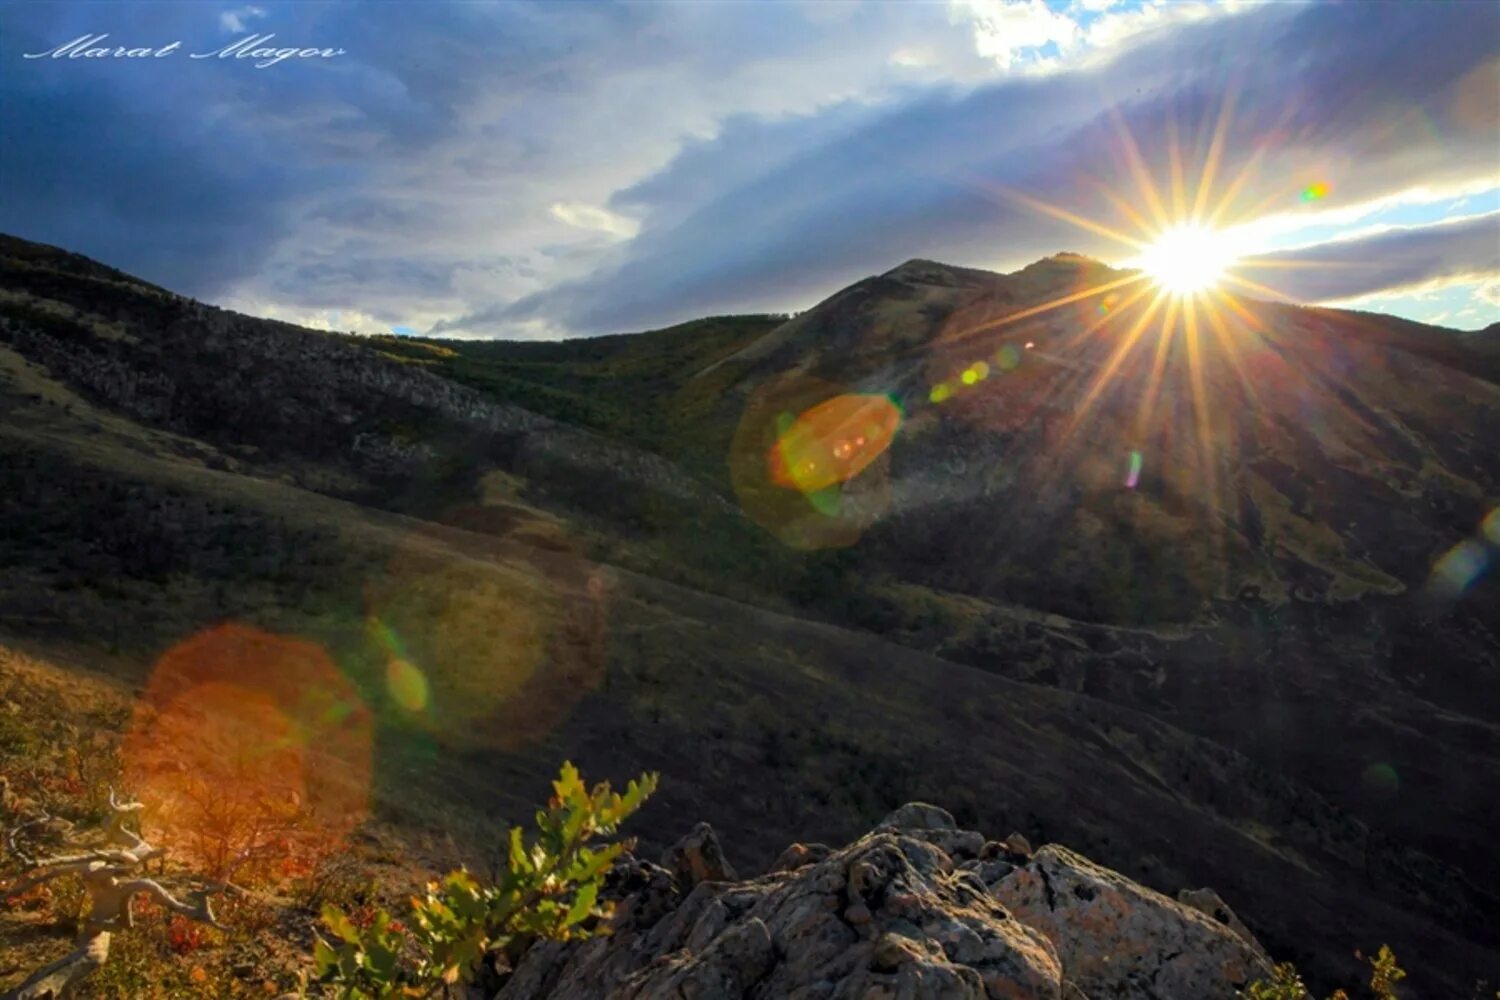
xmin=2 ymin=0 xmax=964 ymax=325
xmin=2 ymin=16 xmax=290 ymax=296
xmin=0 ymin=3 xmax=359 ymax=297
xmin=0 ymin=1 xmax=573 ymax=296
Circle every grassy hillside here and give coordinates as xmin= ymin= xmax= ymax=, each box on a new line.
xmin=1 ymin=378 xmax=1492 ymax=995
xmin=1 ymin=234 xmax=1497 ymax=996
xmin=364 ymin=314 xmax=783 ymax=481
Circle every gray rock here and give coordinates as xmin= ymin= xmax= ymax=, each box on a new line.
xmin=1176 ymin=887 xmax=1265 ymax=956
xmin=770 ymin=842 xmax=834 ymax=873
xmin=661 ymin=822 xmax=737 ymax=889
xmin=908 ymin=828 xmax=985 ymax=862
xmin=499 ymin=826 xmax=1278 ymax=1000
xmin=992 ymin=846 xmax=1272 ymax=999
xmin=879 ymin=802 xmax=958 ymax=832
xmin=500 ymin=829 xmax=1062 ymax=999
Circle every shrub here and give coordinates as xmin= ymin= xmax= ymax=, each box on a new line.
xmin=314 ymin=761 xmax=657 ymax=998
xmin=1240 ymin=945 xmax=1406 ymax=1000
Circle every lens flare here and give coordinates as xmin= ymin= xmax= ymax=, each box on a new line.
xmin=1125 ymin=450 xmax=1143 ymax=489
xmin=1429 ymin=538 xmax=1490 ymax=596
xmin=385 ymin=658 xmax=430 ymax=713
xmin=1361 ymin=762 xmax=1399 ymax=800
xmin=121 ymin=625 xmax=373 ymax=876
xmin=733 ymin=375 xmax=898 ymax=550
xmin=768 ymin=393 xmax=902 ymax=494
xmin=1300 ymin=182 xmax=1329 ymax=202
xmin=364 ymin=524 xmax=609 ymax=750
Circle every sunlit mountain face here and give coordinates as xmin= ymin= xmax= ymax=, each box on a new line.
xmin=715 ymin=97 xmax=1497 ymax=631
xmin=724 ymin=252 xmax=1497 ymax=623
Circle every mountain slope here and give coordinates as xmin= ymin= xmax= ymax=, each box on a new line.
xmin=1 ymin=233 xmax=1497 ymax=995
xmin=582 ymin=253 xmax=1500 ymax=885
xmin=381 ymin=252 xmax=1500 ymax=903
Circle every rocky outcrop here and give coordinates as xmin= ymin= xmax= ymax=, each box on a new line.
xmin=1176 ymin=887 xmax=1265 ymax=958
xmin=498 ymin=808 xmax=1272 ymax=999
xmin=993 ymin=846 xmax=1272 ymax=999
xmin=661 ymin=821 xmax=738 ymax=888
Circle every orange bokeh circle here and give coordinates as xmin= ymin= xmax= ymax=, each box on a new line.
xmin=730 ymin=373 xmax=900 ymax=550
xmin=121 ymin=624 xmax=373 ymax=877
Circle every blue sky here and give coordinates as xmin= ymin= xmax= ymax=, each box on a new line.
xmin=2 ymin=1 xmax=1496 ymax=338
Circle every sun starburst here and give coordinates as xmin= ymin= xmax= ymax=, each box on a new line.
xmin=911 ymin=87 xmax=1355 ymax=577
xmin=1135 ymin=224 xmax=1240 ymax=296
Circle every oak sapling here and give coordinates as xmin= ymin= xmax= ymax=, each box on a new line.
xmin=314 ymin=761 xmax=658 ymax=999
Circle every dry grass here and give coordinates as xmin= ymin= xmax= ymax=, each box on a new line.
xmin=0 ymin=644 xmax=434 ymax=999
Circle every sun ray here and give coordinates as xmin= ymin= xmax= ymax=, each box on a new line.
xmin=1053 ymin=280 xmax=1159 ymax=353
xmin=1222 ymin=270 xmax=1301 ymax=303
xmin=1067 ymin=289 xmax=1169 ymax=439
xmin=944 ymin=272 xmax=1148 ymax=347
xmin=1236 ymin=257 xmax=1369 ymax=271
xmin=1182 ymin=295 xmax=1216 ymax=493
xmin=1203 ymin=289 xmax=1264 ymax=410
xmin=1090 ymin=176 xmax=1160 ymax=241
xmin=1203 ymin=149 xmax=1269 ymax=230
xmin=1220 ymin=179 xmax=1314 ymax=232
xmin=1183 ymin=294 xmax=1231 ymax=596
xmin=1133 ymin=295 xmax=1179 ymax=438
xmin=1109 ymin=106 xmax=1173 ymax=231
xmin=1204 ymin=98 xmax=1311 ymax=229
xmin=1192 ymin=90 xmax=1238 ymax=225
xmin=989 ymin=184 xmax=1151 ymax=252
xmin=1031 ymin=283 xmax=1166 ymax=442
xmin=1167 ymin=117 xmax=1189 ymax=225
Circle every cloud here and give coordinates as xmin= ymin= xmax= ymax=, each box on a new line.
xmin=1258 ymin=212 xmax=1500 ymax=305
xmin=438 ymin=1 xmax=1498 ymax=335
xmin=1312 ymin=272 xmax=1500 ymax=332
xmin=949 ymin=0 xmax=1081 ymax=70
xmin=1 ymin=1 xmax=1495 ymax=339
xmin=220 ymin=5 xmax=266 ymax=34
xmin=549 ymin=202 xmax=640 ymax=239
xmin=0 ymin=6 xmax=316 ymax=298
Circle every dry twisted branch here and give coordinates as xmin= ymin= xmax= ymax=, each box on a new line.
xmin=0 ymin=791 xmax=224 ymax=1000
xmin=0 ymin=931 xmax=111 ymax=1000
xmin=101 ymin=787 xmax=146 ymax=852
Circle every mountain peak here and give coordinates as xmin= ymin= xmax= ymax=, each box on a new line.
xmin=1012 ymin=251 xmax=1112 ymax=275
xmin=880 ymin=257 xmax=1002 ymax=288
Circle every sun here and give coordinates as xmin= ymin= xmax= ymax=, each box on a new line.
xmin=1136 ymin=225 xmax=1238 ymax=295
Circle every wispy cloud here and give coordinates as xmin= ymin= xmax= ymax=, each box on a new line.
xmin=1246 ymin=213 xmax=1500 ymax=305
xmin=549 ymin=202 xmax=639 ymax=240
xmin=219 ymin=4 xmax=266 ymax=34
